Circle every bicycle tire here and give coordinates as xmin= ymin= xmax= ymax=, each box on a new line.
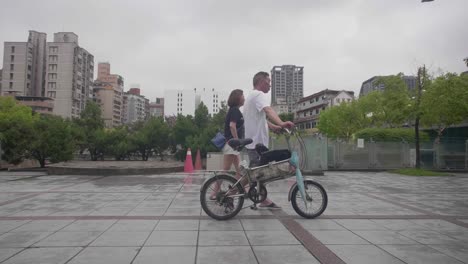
xmin=291 ymin=180 xmax=328 ymax=219
xmin=200 ymin=174 xmax=245 ymax=220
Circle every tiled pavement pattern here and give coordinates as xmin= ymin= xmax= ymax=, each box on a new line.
xmin=0 ymin=171 xmax=467 ymax=263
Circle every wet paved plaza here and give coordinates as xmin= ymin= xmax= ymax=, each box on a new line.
xmin=0 ymin=171 xmax=467 ymax=264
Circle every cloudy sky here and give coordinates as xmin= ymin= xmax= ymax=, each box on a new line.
xmin=1 ymin=0 xmax=467 ymax=101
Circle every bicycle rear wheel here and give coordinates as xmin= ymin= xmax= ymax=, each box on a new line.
xmin=200 ymin=174 xmax=245 ymax=220
xmin=291 ymin=180 xmax=327 ymax=219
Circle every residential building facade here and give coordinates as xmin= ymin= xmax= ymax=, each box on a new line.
xmin=271 ymin=65 xmax=304 ymax=114
xmin=93 ymin=62 xmax=124 ymax=127
xmin=149 ymin=97 xmax=164 ymax=117
xmin=122 ymin=87 xmax=149 ymax=124
xmin=164 ymin=88 xmax=220 ymax=117
xmin=44 ymin=32 xmax=94 ymax=118
xmin=359 ymin=75 xmax=417 ymax=97
xmin=15 ymin=96 xmax=54 ymax=114
xmin=1 ymin=31 xmax=47 ymax=97
xmin=294 ymin=89 xmax=355 ymax=129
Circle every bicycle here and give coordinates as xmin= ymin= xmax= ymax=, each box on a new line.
xmin=200 ymin=128 xmax=328 ymax=220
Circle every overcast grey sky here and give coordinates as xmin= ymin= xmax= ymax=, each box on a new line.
xmin=1 ymin=0 xmax=467 ymax=101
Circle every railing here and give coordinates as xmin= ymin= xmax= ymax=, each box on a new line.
xmin=270 ymin=136 xmax=467 ymax=171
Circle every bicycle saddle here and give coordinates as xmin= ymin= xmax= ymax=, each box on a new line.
xmin=228 ymin=138 xmax=253 ymax=150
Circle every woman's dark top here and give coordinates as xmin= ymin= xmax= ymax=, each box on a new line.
xmin=224 ymin=106 xmax=245 ymax=140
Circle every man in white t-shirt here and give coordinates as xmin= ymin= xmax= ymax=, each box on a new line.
xmin=243 ymin=71 xmax=294 ymax=209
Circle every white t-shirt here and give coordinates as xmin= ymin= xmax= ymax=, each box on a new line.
xmin=243 ymin=89 xmax=270 ymax=149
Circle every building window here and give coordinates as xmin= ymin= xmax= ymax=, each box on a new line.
xmin=10 ymin=73 xmax=13 ymax=79
xmin=9 ymin=82 xmax=13 ymax=89
xmin=27 ymin=74 xmax=31 ymax=80
xmin=48 ymin=73 xmax=57 ymax=80
xmin=48 ymin=64 xmax=58 ymax=71
xmin=10 ymin=64 xmax=14 ymax=71
xmin=48 ymin=82 xmax=57 ymax=89
xmin=49 ymin=46 xmax=58 ymax=53
xmin=316 ymin=109 xmax=319 ymax=114
xmin=10 ymin=55 xmax=14 ymax=62
xmin=11 ymin=46 xmax=15 ymax=53
xmin=49 ymin=55 xmax=58 ymax=62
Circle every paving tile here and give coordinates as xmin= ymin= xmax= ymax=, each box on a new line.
xmin=398 ymin=230 xmax=461 ymax=245
xmin=133 ymin=246 xmax=195 ymax=264
xmin=90 ymin=231 xmax=150 ymax=246
xmin=334 ymin=219 xmax=389 ymax=230
xmin=67 ymin=247 xmax=139 ymax=264
xmin=199 ymin=231 xmax=249 ymax=246
xmin=379 ymin=244 xmax=464 ymax=264
xmin=328 ymin=244 xmax=405 ymax=264
xmin=354 ymin=230 xmax=418 ymax=245
xmin=370 ymin=219 xmax=431 ymax=231
xmin=164 ymin=207 xmax=201 ymax=216
xmin=245 ymin=230 xmax=300 ymax=245
xmin=428 ymin=244 xmax=468 ymax=263
xmin=409 ymin=219 xmax=468 ymax=232
xmin=0 ymin=221 xmax=29 ymax=233
xmin=12 ymin=220 xmax=73 ymax=232
xmin=308 ymin=230 xmax=370 ymax=245
xmin=241 ymin=219 xmax=286 ymax=231
xmin=60 ymin=220 xmax=116 ymax=231
xmin=199 ymin=219 xmax=243 ymax=231
xmin=253 ymin=245 xmax=320 ymax=264
xmin=0 ymin=248 xmax=24 ymax=262
xmin=107 ymin=220 xmax=158 ymax=232
xmin=127 ymin=208 xmax=166 ymax=216
xmin=145 ymin=230 xmax=198 ymax=246
xmin=0 ymin=232 xmax=52 ymax=247
xmin=197 ymin=246 xmax=257 ymax=264
xmin=2 ymin=247 xmax=81 ymax=264
xmin=155 ymin=219 xmax=199 ymax=230
xmin=34 ymin=231 xmax=102 ymax=247
xmin=295 ymin=219 xmax=346 ymax=230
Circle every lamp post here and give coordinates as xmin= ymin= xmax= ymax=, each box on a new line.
xmin=414 ymin=65 xmax=427 ymax=169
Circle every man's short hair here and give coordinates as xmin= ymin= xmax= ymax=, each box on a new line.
xmin=253 ymin=71 xmax=269 ymax=87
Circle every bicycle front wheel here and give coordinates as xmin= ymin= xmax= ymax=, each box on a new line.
xmin=200 ymin=174 xmax=245 ymax=220
xmin=291 ymin=180 xmax=327 ymax=219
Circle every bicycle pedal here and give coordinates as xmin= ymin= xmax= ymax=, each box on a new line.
xmin=250 ymin=205 xmax=258 ymax=210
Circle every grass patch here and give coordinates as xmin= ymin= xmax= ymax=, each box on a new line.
xmin=390 ymin=168 xmax=451 ymax=176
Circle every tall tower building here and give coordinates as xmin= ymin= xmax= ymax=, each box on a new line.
xmin=44 ymin=32 xmax=94 ymax=118
xmin=122 ymin=87 xmax=149 ymax=124
xmin=271 ymin=65 xmax=304 ymax=114
xmin=93 ymin=62 xmax=124 ymax=127
xmin=1 ymin=31 xmax=47 ymax=97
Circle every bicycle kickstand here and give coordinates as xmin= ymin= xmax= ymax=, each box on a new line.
xmin=250 ymin=203 xmax=258 ymax=210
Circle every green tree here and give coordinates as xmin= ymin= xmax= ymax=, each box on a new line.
xmin=105 ymin=127 xmax=132 ymax=161
xmin=29 ymin=115 xmax=74 ymax=167
xmin=194 ymin=102 xmax=210 ymax=129
xmin=318 ymin=100 xmax=366 ymax=140
xmin=0 ymin=96 xmax=36 ymax=164
xmin=73 ymin=101 xmax=105 ymax=161
xmin=130 ymin=117 xmax=171 ymax=161
xmin=375 ymin=75 xmax=412 ymax=127
xmin=420 ymin=73 xmax=468 ymax=142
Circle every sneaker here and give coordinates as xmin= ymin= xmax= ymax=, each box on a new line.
xmin=258 ymin=202 xmax=281 ymax=209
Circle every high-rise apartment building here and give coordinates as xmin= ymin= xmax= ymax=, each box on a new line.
xmin=1 ymin=31 xmax=47 ymax=97
xmin=164 ymin=88 xmax=220 ymax=117
xmin=149 ymin=98 xmax=164 ymax=118
xmin=93 ymin=62 xmax=123 ymax=127
xmin=44 ymin=32 xmax=94 ymax=118
xmin=271 ymin=65 xmax=304 ymax=114
xmin=359 ymin=75 xmax=417 ymax=97
xmin=122 ymin=87 xmax=149 ymax=124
